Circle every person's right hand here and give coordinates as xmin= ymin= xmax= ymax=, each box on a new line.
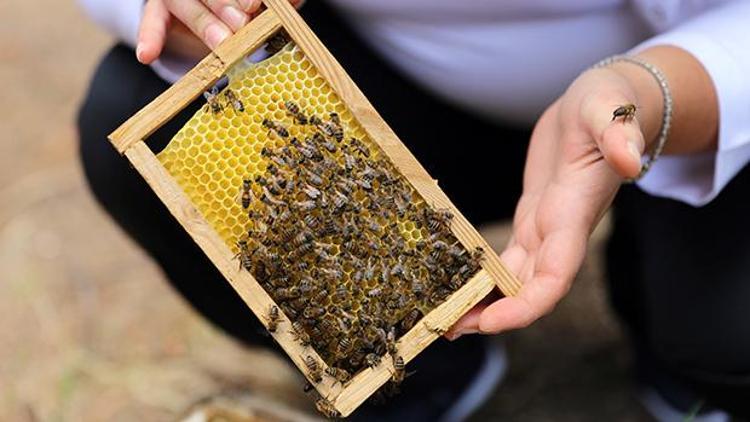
xmin=136 ymin=0 xmax=303 ymax=64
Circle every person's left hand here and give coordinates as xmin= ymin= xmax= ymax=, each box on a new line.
xmin=447 ymin=65 xmax=654 ymax=339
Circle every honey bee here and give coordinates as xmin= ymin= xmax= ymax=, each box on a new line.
xmin=303 ymin=214 xmax=319 ymax=228
xmin=202 ymin=86 xmax=224 ymax=114
xmin=367 ymin=287 xmax=383 ymax=298
xmin=234 ymin=240 xmax=252 ymax=271
xmin=316 ymin=117 xmax=343 ymax=142
xmin=301 ymin=167 xmax=325 ymax=187
xmin=386 ymin=326 xmax=397 ymax=355
xmin=302 ymin=184 xmax=321 ymax=199
xmin=400 ymin=309 xmax=421 ymax=332
xmin=334 ymin=285 xmax=348 ymax=302
xmin=315 ymin=398 xmax=341 ymax=419
xmin=298 ymin=277 xmax=316 ymax=295
xmin=325 ymin=366 xmax=351 ymax=384
xmin=275 ymin=286 xmax=301 ymax=301
xmin=304 ymin=355 xmax=323 ymax=383
xmin=411 ymin=280 xmax=425 ymax=298
xmin=424 ymin=208 xmax=453 ymax=231
xmin=361 ymin=165 xmax=379 ymax=181
xmin=238 ymin=178 xmax=253 ymax=208
xmin=329 ymin=112 xmax=341 ymax=126
xmin=312 ymin=132 xmax=337 ymax=152
xmin=311 ymin=288 xmax=330 ymax=305
xmin=294 ymin=200 xmax=318 ymax=212
xmin=266 ymin=305 xmax=280 ymax=333
xmin=337 ymin=337 xmax=352 ymax=353
xmin=266 ymin=30 xmax=290 ymax=55
xmin=356 ymin=179 xmax=373 ymax=191
xmin=281 ymin=304 xmax=298 ymax=320
xmin=303 ymin=306 xmax=326 ymax=319
xmin=332 ymin=190 xmax=349 ymax=211
xmin=262 ymin=118 xmax=290 ymax=138
xmin=283 ymin=100 xmax=308 ymax=124
xmin=292 ymin=230 xmax=313 ymax=247
xmin=365 ymin=353 xmax=380 ymax=369
xmin=612 ymin=103 xmax=637 ymax=122
xmin=392 ymin=355 xmax=406 ymax=384
xmin=260 ymin=186 xmax=287 ymax=207
xmin=224 ymin=88 xmax=244 ymax=112
xmin=349 ymin=137 xmax=371 ymax=158
xmin=343 ymin=150 xmax=357 ymax=173
xmin=308 ymin=114 xmax=322 ymax=126
xmin=290 ymin=322 xmax=311 ymax=347
xmin=471 ymin=246 xmax=485 ymax=262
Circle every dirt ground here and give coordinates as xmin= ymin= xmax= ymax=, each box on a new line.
xmin=0 ymin=2 xmax=651 ymax=421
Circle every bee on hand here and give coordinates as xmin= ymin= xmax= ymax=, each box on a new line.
xmin=612 ymin=103 xmax=637 ymax=122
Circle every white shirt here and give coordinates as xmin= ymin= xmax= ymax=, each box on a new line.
xmin=78 ymin=0 xmax=750 ymax=206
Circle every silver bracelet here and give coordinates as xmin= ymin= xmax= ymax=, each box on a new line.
xmin=590 ymin=55 xmax=673 ymax=182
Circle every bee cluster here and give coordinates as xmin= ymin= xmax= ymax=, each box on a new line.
xmin=232 ymin=100 xmax=484 ymax=387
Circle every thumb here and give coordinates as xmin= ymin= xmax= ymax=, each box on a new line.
xmin=581 ymin=92 xmax=646 ymax=179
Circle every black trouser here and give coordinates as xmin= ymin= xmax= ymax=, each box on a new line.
xmin=77 ymin=1 xmax=750 ymax=417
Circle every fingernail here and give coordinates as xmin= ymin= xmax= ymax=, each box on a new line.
xmin=238 ymin=0 xmax=256 ymax=11
xmin=627 ymin=140 xmax=641 ymax=162
xmin=221 ymin=6 xmax=248 ymax=30
xmin=135 ymin=44 xmax=144 ymax=62
xmin=447 ymin=328 xmax=478 ymax=341
xmin=446 ymin=332 xmax=462 ymax=341
xmin=205 ymin=24 xmax=231 ymax=49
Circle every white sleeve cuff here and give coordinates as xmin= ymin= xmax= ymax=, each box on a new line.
xmin=630 ymin=1 xmax=750 ymax=206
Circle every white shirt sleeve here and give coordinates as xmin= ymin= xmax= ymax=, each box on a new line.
xmin=77 ymin=0 xmax=197 ymax=83
xmin=630 ymin=0 xmax=750 ymax=206
xmin=77 ymin=0 xmax=143 ymax=48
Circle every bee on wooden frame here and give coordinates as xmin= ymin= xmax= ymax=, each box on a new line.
xmin=234 ymin=240 xmax=252 ymax=271
xmin=202 ymin=86 xmax=224 ymax=114
xmin=315 ymin=398 xmax=341 ymax=419
xmin=325 ymin=366 xmax=351 ymax=385
xmin=304 ymin=355 xmax=323 ymax=383
xmin=265 ymin=305 xmax=280 ymax=333
xmin=291 ymin=321 xmax=311 ymax=346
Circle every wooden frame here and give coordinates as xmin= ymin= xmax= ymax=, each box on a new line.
xmin=108 ymin=0 xmax=521 ymax=417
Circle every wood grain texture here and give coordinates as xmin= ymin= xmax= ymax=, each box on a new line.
xmin=110 ymin=10 xmax=281 ymax=153
xmin=262 ymin=0 xmax=522 ymax=297
xmin=123 ymin=142 xmax=339 ymax=397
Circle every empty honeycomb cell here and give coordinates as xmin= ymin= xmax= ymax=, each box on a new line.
xmin=157 ymin=43 xmax=481 ymax=377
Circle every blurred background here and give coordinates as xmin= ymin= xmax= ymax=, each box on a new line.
xmin=0 ymin=1 xmax=650 ymax=420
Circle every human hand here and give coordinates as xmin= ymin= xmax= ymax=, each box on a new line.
xmin=136 ymin=0 xmax=304 ymax=64
xmin=447 ymin=63 xmax=662 ymax=339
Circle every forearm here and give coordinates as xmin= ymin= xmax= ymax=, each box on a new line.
xmin=609 ymin=46 xmax=718 ymax=155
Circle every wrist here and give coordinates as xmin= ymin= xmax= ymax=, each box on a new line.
xmin=607 ymin=60 xmax=664 ymax=152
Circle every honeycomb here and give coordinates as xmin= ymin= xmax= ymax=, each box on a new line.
xmin=157 ymin=42 xmax=482 ymax=383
